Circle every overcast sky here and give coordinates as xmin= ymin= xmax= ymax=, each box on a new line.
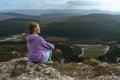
xmin=0 ymin=0 xmax=120 ymax=11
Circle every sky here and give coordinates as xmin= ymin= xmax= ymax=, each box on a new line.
xmin=0 ymin=0 xmax=120 ymax=11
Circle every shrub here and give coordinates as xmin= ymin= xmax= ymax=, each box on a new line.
xmin=83 ymin=58 xmax=101 ymax=66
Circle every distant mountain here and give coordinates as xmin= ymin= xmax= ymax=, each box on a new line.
xmin=34 ymin=13 xmax=76 ymax=20
xmin=0 ymin=13 xmax=15 ymax=21
xmin=0 ymin=9 xmax=68 ymax=16
xmin=1 ymin=14 xmax=120 ymax=40
xmin=0 ymin=9 xmax=118 ymax=16
xmin=0 ymin=12 xmax=75 ymax=21
xmin=0 ymin=18 xmax=39 ymax=37
xmin=0 ymin=13 xmax=33 ymax=21
xmin=43 ymin=14 xmax=120 ymax=39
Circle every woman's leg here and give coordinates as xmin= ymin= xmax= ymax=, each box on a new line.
xmin=41 ymin=50 xmax=52 ymax=63
xmin=48 ymin=50 xmax=52 ymax=61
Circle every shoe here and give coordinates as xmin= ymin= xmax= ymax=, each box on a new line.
xmin=47 ymin=61 xmax=54 ymax=64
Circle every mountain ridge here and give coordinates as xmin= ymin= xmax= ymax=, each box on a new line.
xmin=1 ymin=13 xmax=120 ymax=40
xmin=1 ymin=9 xmax=119 ymax=16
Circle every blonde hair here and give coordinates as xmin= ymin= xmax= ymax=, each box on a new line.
xmin=28 ymin=22 xmax=39 ymax=34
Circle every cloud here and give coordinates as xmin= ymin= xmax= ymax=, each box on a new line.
xmin=0 ymin=0 xmax=45 ymax=10
xmin=63 ymin=0 xmax=99 ymax=10
xmin=0 ymin=0 xmax=120 ymax=11
xmin=66 ymin=0 xmax=96 ymax=5
xmin=41 ymin=0 xmax=98 ymax=9
xmin=0 ymin=0 xmax=98 ymax=10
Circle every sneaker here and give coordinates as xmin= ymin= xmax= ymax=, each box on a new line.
xmin=47 ymin=61 xmax=54 ymax=64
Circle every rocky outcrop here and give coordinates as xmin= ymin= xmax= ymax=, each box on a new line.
xmin=0 ymin=57 xmax=77 ymax=80
xmin=0 ymin=57 xmax=120 ymax=80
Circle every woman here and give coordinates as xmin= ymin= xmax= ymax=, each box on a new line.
xmin=26 ymin=22 xmax=55 ymax=63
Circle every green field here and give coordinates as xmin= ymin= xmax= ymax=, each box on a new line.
xmin=76 ymin=44 xmax=109 ymax=58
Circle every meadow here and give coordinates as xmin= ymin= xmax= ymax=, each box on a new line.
xmin=75 ymin=44 xmax=109 ymax=58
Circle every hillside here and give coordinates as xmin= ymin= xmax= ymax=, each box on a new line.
xmin=1 ymin=14 xmax=120 ymax=40
xmin=0 ymin=9 xmax=117 ymax=16
xmin=0 ymin=12 xmax=75 ymax=21
xmin=0 ymin=18 xmax=39 ymax=37
xmin=43 ymin=14 xmax=120 ymax=39
xmin=0 ymin=57 xmax=120 ymax=80
xmin=0 ymin=13 xmax=33 ymax=21
xmin=0 ymin=13 xmax=15 ymax=21
xmin=0 ymin=57 xmax=76 ymax=80
xmin=98 ymin=44 xmax=120 ymax=62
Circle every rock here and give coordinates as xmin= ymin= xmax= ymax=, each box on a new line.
xmin=95 ymin=75 xmax=120 ymax=80
xmin=0 ymin=57 xmax=77 ymax=80
xmin=0 ymin=57 xmax=120 ymax=80
xmin=98 ymin=62 xmax=109 ymax=67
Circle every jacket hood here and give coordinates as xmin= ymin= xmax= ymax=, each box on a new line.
xmin=26 ymin=34 xmax=39 ymax=42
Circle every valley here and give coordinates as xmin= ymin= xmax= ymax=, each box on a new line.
xmin=0 ymin=11 xmax=120 ymax=63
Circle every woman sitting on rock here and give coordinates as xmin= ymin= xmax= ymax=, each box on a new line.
xmin=26 ymin=22 xmax=54 ymax=63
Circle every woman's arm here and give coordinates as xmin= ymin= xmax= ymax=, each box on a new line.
xmin=36 ymin=36 xmax=55 ymax=49
xmin=44 ymin=42 xmax=55 ymax=49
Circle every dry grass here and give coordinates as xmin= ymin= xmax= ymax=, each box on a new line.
xmin=83 ymin=58 xmax=101 ymax=66
xmin=47 ymin=62 xmax=120 ymax=79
